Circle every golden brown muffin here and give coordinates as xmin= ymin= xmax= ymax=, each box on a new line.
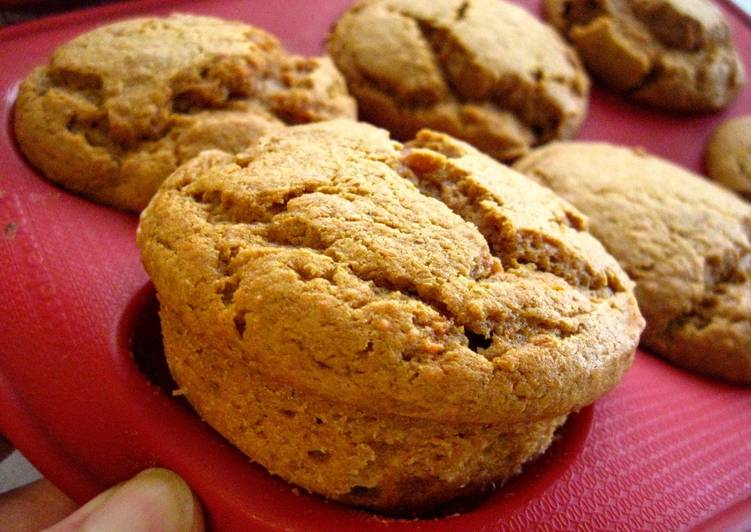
xmin=544 ymin=0 xmax=746 ymax=112
xmin=516 ymin=142 xmax=751 ymax=384
xmin=327 ymin=0 xmax=589 ymax=162
xmin=14 ymin=14 xmax=356 ymax=212
xmin=137 ymin=121 xmax=643 ymax=514
xmin=705 ymin=115 xmax=751 ymax=200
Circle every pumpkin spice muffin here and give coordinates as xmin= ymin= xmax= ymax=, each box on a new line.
xmin=14 ymin=14 xmax=356 ymax=212
xmin=327 ymin=0 xmax=589 ymax=162
xmin=516 ymin=142 xmax=751 ymax=384
xmin=544 ymin=0 xmax=746 ymax=112
xmin=137 ymin=121 xmax=643 ymax=514
xmin=705 ymin=115 xmax=751 ymax=200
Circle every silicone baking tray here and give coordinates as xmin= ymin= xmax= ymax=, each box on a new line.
xmin=1 ymin=1 xmax=750 ymax=530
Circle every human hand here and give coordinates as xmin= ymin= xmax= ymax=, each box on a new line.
xmin=0 ymin=461 xmax=204 ymax=532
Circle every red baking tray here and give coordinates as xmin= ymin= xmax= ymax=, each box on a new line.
xmin=1 ymin=1 xmax=750 ymax=530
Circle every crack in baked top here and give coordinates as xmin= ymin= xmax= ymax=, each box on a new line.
xmin=137 ymin=120 xmax=643 ymax=423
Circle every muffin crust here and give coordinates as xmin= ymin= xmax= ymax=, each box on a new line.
xmin=517 ymin=141 xmax=751 ymax=383
xmin=138 ymin=121 xmax=644 ymax=512
xmin=328 ymin=0 xmax=589 ymax=161
xmin=15 ymin=14 xmax=356 ymax=211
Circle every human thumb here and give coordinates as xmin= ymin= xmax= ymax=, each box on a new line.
xmin=44 ymin=468 xmax=204 ymax=532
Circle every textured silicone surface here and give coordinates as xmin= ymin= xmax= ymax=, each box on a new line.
xmin=0 ymin=1 xmax=750 ymax=530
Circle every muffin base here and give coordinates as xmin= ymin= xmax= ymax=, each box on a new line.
xmin=160 ymin=304 xmax=566 ymax=515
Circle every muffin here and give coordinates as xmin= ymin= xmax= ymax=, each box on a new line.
xmin=516 ymin=142 xmax=751 ymax=383
xmin=705 ymin=115 xmax=751 ymax=200
xmin=327 ymin=0 xmax=589 ymax=162
xmin=137 ymin=120 xmax=643 ymax=513
xmin=14 ymin=14 xmax=356 ymax=212
xmin=544 ymin=0 xmax=746 ymax=112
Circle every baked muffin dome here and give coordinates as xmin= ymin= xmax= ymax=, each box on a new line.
xmin=544 ymin=0 xmax=746 ymax=112
xmin=705 ymin=115 xmax=751 ymax=200
xmin=137 ymin=120 xmax=643 ymax=513
xmin=327 ymin=0 xmax=589 ymax=162
xmin=516 ymin=141 xmax=751 ymax=383
xmin=15 ymin=14 xmax=356 ymax=212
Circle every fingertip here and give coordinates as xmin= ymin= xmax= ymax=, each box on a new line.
xmin=46 ymin=468 xmax=203 ymax=532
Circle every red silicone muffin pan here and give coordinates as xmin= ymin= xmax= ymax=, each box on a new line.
xmin=0 ymin=1 xmax=750 ymax=530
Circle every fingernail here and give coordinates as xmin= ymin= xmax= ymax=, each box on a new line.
xmin=78 ymin=468 xmax=203 ymax=532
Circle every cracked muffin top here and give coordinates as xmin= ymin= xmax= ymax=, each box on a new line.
xmin=14 ymin=14 xmax=356 ymax=212
xmin=137 ymin=120 xmax=643 ymax=424
xmin=326 ymin=0 xmax=589 ymax=162
xmin=516 ymin=142 xmax=751 ymax=383
xmin=544 ymin=0 xmax=746 ymax=112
